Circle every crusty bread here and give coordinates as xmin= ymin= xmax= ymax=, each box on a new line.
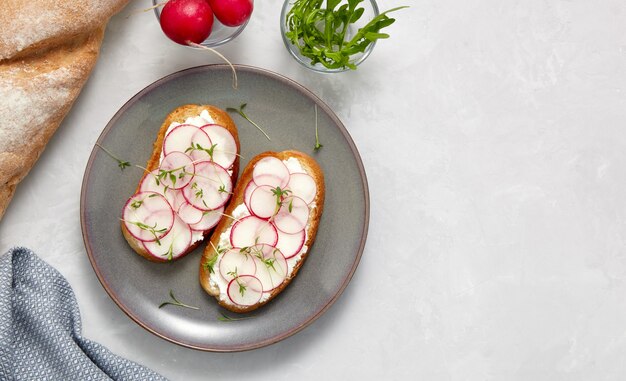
xmin=121 ymin=104 xmax=240 ymax=262
xmin=0 ymin=0 xmax=129 ymax=221
xmin=199 ymin=150 xmax=325 ymax=313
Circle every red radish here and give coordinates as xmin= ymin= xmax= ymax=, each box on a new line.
xmin=219 ymin=249 xmax=257 ymax=282
xmin=200 ymin=124 xmax=237 ymax=169
xmin=163 ymin=124 xmax=212 ymax=158
xmin=287 ymin=173 xmax=317 ymax=204
xmin=170 ymin=190 xmax=188 ymax=212
xmin=139 ymin=170 xmax=177 ymax=205
xmin=158 ymin=151 xmax=195 ymax=190
xmin=142 ymin=215 xmax=193 ymax=261
xmin=243 ymin=180 xmax=257 ymax=212
xmin=189 ymin=205 xmax=224 ymax=231
xmin=208 ymin=0 xmax=254 ymax=27
xmin=253 ymin=157 xmax=290 ymax=188
xmin=275 ymin=228 xmax=306 ymax=259
xmin=230 ymin=215 xmax=278 ymax=248
xmin=159 ymin=0 xmax=214 ymax=45
xmin=177 ymin=201 xmax=205 ymax=225
xmin=251 ymin=245 xmax=288 ymax=292
xmin=227 ymin=275 xmax=263 ymax=306
xmin=249 ymin=185 xmax=278 ymax=219
xmin=273 ymin=196 xmax=309 ymax=234
xmin=122 ymin=192 xmax=174 ymax=242
xmin=181 ymin=161 xmax=232 ymax=210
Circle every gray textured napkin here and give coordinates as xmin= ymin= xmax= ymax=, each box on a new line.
xmin=0 ymin=247 xmax=168 ymax=381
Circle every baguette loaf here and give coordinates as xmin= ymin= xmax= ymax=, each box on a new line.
xmin=200 ymin=150 xmax=325 ymax=313
xmin=0 ymin=0 xmax=129 ymax=221
xmin=121 ymin=104 xmax=240 ymax=262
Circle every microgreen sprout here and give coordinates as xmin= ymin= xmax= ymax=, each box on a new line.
xmin=217 ymin=311 xmax=254 ymax=322
xmin=313 ymin=105 xmax=323 ymax=152
xmin=237 ymin=280 xmax=247 ymax=297
xmin=123 ymin=220 xmax=167 ymax=245
xmin=226 ymin=268 xmax=247 ymax=297
xmin=186 ymin=142 xmax=218 ymax=162
xmin=158 ymin=290 xmax=199 ymax=310
xmin=156 ymin=165 xmax=189 ymax=188
xmin=204 ymin=242 xmax=227 ymax=274
xmin=255 ymin=252 xmax=277 ymax=272
xmin=164 ymin=244 xmax=175 ymax=261
xmin=191 ymin=182 xmax=203 ymax=199
xmin=96 ymin=143 xmax=131 ymax=170
xmin=227 ymin=103 xmax=271 ymax=141
xmin=271 ymin=186 xmax=291 ymax=215
xmin=203 ymin=254 xmax=218 ymax=274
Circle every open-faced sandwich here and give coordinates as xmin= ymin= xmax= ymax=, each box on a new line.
xmin=199 ymin=150 xmax=324 ymax=313
xmin=120 ymin=104 xmax=240 ymax=262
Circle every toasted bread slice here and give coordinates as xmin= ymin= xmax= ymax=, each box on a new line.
xmin=121 ymin=104 xmax=240 ymax=262
xmin=200 ymin=150 xmax=325 ymax=313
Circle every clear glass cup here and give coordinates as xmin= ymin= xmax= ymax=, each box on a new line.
xmin=153 ymin=0 xmax=249 ymax=48
xmin=280 ymin=0 xmax=380 ymax=73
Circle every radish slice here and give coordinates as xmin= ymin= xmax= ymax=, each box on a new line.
xmin=227 ymin=275 xmax=263 ymax=306
xmin=139 ymin=170 xmax=177 ymax=206
xmin=273 ymin=196 xmax=310 ymax=234
xmin=163 ymin=124 xmax=212 ymax=158
xmin=158 ymin=151 xmax=194 ymax=190
xmin=250 ymin=245 xmax=288 ymax=292
xmin=181 ymin=161 xmax=232 ymax=211
xmin=200 ymin=124 xmax=237 ymax=169
xmin=249 ymin=185 xmax=278 ymax=219
xmin=287 ymin=173 xmax=317 ymax=204
xmin=169 ymin=190 xmax=187 ymax=212
xmin=230 ymin=216 xmax=278 ymax=248
xmin=243 ymin=180 xmax=257 ymax=212
xmin=122 ymin=192 xmax=174 ymax=242
xmin=189 ymin=206 xmax=224 ymax=231
xmin=219 ymin=249 xmax=257 ymax=282
xmin=275 ymin=229 xmax=306 ymax=259
xmin=142 ymin=215 xmax=192 ymax=261
xmin=177 ymin=201 xmax=204 ymax=225
xmin=252 ymin=157 xmax=290 ymax=188
xmin=188 ymin=128 xmax=216 ymax=162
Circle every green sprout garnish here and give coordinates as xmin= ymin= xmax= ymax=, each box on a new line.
xmin=124 ymin=220 xmax=167 ymax=245
xmin=313 ymin=105 xmax=323 ymax=151
xmin=227 ymin=103 xmax=271 ymax=141
xmin=217 ymin=312 xmax=254 ymax=322
xmin=186 ymin=142 xmax=218 ymax=162
xmin=159 ymin=290 xmax=199 ymax=310
xmin=96 ymin=143 xmax=131 ymax=170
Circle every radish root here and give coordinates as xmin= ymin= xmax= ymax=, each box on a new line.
xmin=187 ymin=41 xmax=238 ymax=89
xmin=127 ymin=2 xmax=168 ymax=18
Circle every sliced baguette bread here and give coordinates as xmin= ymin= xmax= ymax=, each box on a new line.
xmin=121 ymin=104 xmax=240 ymax=262
xmin=199 ymin=150 xmax=325 ymax=313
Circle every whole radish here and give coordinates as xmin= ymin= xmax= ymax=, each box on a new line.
xmin=208 ymin=0 xmax=254 ymax=27
xmin=160 ymin=0 xmax=214 ymax=45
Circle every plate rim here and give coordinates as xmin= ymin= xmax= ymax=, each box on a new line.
xmin=80 ymin=64 xmax=370 ymax=352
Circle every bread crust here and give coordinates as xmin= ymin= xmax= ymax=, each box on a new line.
xmin=121 ymin=104 xmax=240 ymax=262
xmin=0 ymin=0 xmax=129 ymax=221
xmin=199 ymin=150 xmax=325 ymax=313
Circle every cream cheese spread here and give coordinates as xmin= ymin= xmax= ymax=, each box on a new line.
xmin=159 ymin=110 xmax=232 ymax=245
xmin=208 ymin=157 xmax=314 ymax=306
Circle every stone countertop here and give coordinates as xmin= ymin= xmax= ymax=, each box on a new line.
xmin=2 ymin=1 xmax=626 ymax=379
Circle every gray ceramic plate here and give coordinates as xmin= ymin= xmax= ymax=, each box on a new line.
xmin=81 ymin=65 xmax=369 ymax=352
